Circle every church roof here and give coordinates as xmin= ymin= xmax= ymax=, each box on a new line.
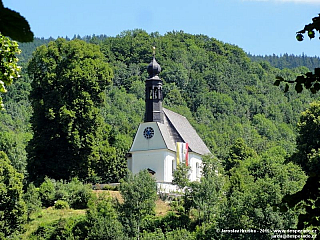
xmin=162 ymin=108 xmax=211 ymax=155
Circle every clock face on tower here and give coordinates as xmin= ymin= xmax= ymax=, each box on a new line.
xmin=143 ymin=127 xmax=154 ymax=139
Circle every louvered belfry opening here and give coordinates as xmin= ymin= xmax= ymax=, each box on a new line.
xmin=145 ymin=56 xmax=164 ymax=123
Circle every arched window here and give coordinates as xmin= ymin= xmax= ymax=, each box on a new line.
xmin=154 ymin=87 xmax=158 ymax=99
xmin=149 ymin=87 xmax=153 ymax=99
xmin=196 ymin=162 xmax=200 ymax=178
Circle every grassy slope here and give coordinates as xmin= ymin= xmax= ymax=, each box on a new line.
xmin=21 ymin=208 xmax=86 ymax=239
xmin=21 ymin=190 xmax=170 ymax=239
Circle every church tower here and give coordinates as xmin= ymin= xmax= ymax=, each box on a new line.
xmin=128 ymin=51 xmax=211 ymax=193
xmin=145 ymin=55 xmax=164 ymax=123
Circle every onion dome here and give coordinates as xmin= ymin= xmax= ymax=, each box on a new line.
xmin=147 ymin=57 xmax=161 ymax=78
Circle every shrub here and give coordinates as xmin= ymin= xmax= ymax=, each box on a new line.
xmin=54 ymin=200 xmax=69 ymax=209
xmin=30 ymin=216 xmax=87 ymax=240
xmin=24 ymin=183 xmax=42 ymax=220
xmin=86 ymin=195 xmax=126 ymax=240
xmin=165 ymin=228 xmax=195 ymax=240
xmin=54 ymin=180 xmax=69 ymax=201
xmin=66 ymin=178 xmax=93 ymax=209
xmin=37 ymin=177 xmax=93 ymax=209
xmin=39 ymin=177 xmax=56 ymax=207
xmin=0 ymin=151 xmax=26 ymax=238
xmin=140 ymin=228 xmax=165 ymax=240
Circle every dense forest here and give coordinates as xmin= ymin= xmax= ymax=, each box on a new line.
xmin=1 ymin=30 xmax=320 ymax=239
xmin=249 ymin=53 xmax=320 ymax=70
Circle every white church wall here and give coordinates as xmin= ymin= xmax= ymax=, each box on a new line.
xmin=131 ymin=149 xmax=172 ymax=182
xmin=127 ymin=156 xmax=132 ymax=171
xmin=163 ymin=151 xmax=175 ymax=182
xmin=188 ymin=152 xmax=203 ymax=182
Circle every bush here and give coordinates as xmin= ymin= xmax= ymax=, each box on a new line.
xmin=165 ymin=228 xmax=195 ymax=240
xmin=54 ymin=180 xmax=69 ymax=201
xmin=66 ymin=178 xmax=92 ymax=209
xmin=39 ymin=177 xmax=56 ymax=207
xmin=54 ymin=200 xmax=70 ymax=209
xmin=86 ymin=195 xmax=126 ymax=240
xmin=0 ymin=151 xmax=26 ymax=238
xmin=30 ymin=216 xmax=87 ymax=240
xmin=140 ymin=228 xmax=165 ymax=240
xmin=37 ymin=177 xmax=93 ymax=209
xmin=24 ymin=183 xmax=42 ymax=220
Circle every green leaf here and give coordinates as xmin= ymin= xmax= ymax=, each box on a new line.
xmin=310 ymin=87 xmax=317 ymax=94
xmin=274 ymin=80 xmax=281 ymax=86
xmin=279 ymin=204 xmax=288 ymax=213
xmin=313 ymin=82 xmax=320 ymax=92
xmin=296 ymin=33 xmax=304 ymax=41
xmin=284 ymin=83 xmax=289 ymax=93
xmin=295 ymin=83 xmax=303 ymax=93
xmin=0 ymin=7 xmax=33 ymax=42
xmin=296 ymin=75 xmax=305 ymax=84
xmin=308 ymin=30 xmax=315 ymax=39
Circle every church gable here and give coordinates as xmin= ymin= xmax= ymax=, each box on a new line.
xmin=130 ymin=122 xmax=170 ymax=152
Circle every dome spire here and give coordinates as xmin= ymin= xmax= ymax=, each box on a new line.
xmin=145 ymin=46 xmax=163 ymax=123
xmin=147 ymin=46 xmax=161 ymax=78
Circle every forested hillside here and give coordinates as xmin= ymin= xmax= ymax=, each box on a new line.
xmin=249 ymin=53 xmax=320 ymax=70
xmin=1 ymin=30 xmax=319 ymax=239
xmin=7 ymin=30 xmax=317 ymax=174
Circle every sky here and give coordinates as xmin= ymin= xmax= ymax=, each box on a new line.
xmin=3 ymin=0 xmax=320 ymax=57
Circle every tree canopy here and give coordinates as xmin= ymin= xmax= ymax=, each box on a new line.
xmin=0 ymin=30 xmax=319 ymax=238
xmin=281 ymin=101 xmax=320 ymax=230
xmin=0 ymin=34 xmax=21 ymax=110
xmin=27 ymin=38 xmax=114 ymax=183
xmin=0 ymin=151 xmax=26 ymax=238
xmin=275 ymin=14 xmax=320 ymax=94
xmin=0 ymin=0 xmax=33 ymax=42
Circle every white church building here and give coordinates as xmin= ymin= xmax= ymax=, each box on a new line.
xmin=127 ymin=56 xmax=211 ymax=192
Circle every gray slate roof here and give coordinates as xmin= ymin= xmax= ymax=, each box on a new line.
xmin=162 ymin=108 xmax=211 ymax=155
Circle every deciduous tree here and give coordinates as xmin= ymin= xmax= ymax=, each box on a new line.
xmin=119 ymin=170 xmax=157 ymax=239
xmin=0 ymin=151 xmax=26 ymax=238
xmin=281 ymin=101 xmax=320 ymax=230
xmin=0 ymin=34 xmax=21 ymax=110
xmin=27 ymin=38 xmax=113 ymax=182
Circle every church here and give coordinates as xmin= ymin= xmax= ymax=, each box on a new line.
xmin=127 ymin=55 xmax=211 ymax=192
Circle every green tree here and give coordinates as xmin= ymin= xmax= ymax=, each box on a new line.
xmin=119 ymin=170 xmax=157 ymax=239
xmin=24 ymin=183 xmax=42 ymax=221
xmin=172 ymin=164 xmax=191 ymax=190
xmin=281 ymin=101 xmax=320 ymax=230
xmin=0 ymin=0 xmax=33 ymax=42
xmin=220 ymin=146 xmax=306 ymax=240
xmin=0 ymin=151 xmax=26 ymax=238
xmin=187 ymin=155 xmax=225 ymax=224
xmin=275 ymin=14 xmax=320 ymax=94
xmin=26 ymin=38 xmax=113 ymax=182
xmin=0 ymin=34 xmax=21 ymax=110
xmin=86 ymin=194 xmax=126 ymax=240
xmin=38 ymin=176 xmax=56 ymax=208
xmin=225 ymin=138 xmax=257 ymax=172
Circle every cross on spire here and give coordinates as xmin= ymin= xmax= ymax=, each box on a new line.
xmin=152 ymin=46 xmax=156 ymax=58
